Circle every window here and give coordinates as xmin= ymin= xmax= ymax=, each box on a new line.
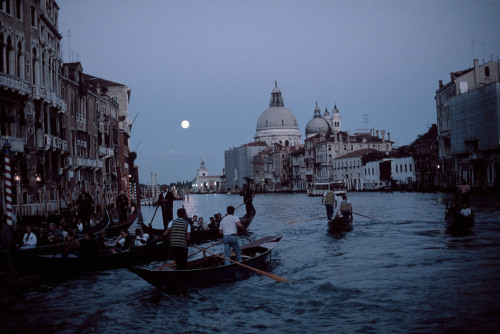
xmin=31 ymin=6 xmax=36 ymax=27
xmin=16 ymin=0 xmax=22 ymax=20
xmin=485 ymin=66 xmax=490 ymax=77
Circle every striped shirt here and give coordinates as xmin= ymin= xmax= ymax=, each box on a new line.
xmin=168 ymin=218 xmax=191 ymax=248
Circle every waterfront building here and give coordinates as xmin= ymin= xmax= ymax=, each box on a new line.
xmin=0 ymin=0 xmax=66 ymax=217
xmin=224 ymin=141 xmax=267 ymax=191
xmin=254 ymin=82 xmax=302 ymax=147
xmin=410 ymin=124 xmax=440 ymax=191
xmin=436 ymin=59 xmax=500 ymax=190
xmin=289 ymin=145 xmax=306 ymax=191
xmin=363 ymin=156 xmax=416 ymax=191
xmin=253 ymin=143 xmax=293 ymax=192
xmin=332 ymin=148 xmax=378 ymax=191
xmin=0 ymin=2 xmax=138 ymax=221
xmin=192 ymin=159 xmax=223 ymax=193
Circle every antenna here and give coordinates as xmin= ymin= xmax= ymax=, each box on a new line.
xmin=67 ymin=29 xmax=71 ymax=62
xmin=482 ymin=43 xmax=486 ymax=64
xmin=471 ymin=39 xmax=474 ymax=60
xmin=363 ymin=114 xmax=369 ymax=129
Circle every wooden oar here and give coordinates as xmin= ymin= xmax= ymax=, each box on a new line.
xmin=352 ymin=212 xmax=381 ymax=221
xmin=158 ymin=240 xmax=223 ymax=270
xmin=289 ymin=216 xmax=326 ymax=224
xmin=192 ymin=245 xmax=288 ymax=282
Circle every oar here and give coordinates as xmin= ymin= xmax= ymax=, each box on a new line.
xmin=233 ymin=195 xmax=255 ymax=212
xmin=352 ymin=212 xmax=381 ymax=221
xmin=158 ymin=240 xmax=223 ymax=270
xmin=289 ymin=216 xmax=326 ymax=224
xmin=192 ymin=245 xmax=288 ymax=282
xmin=148 ymin=204 xmax=161 ymax=227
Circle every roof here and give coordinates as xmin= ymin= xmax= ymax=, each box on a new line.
xmin=336 ymin=148 xmax=380 ymax=159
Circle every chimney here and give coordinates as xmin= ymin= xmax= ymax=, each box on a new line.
xmin=450 ymin=72 xmax=455 ymax=81
xmin=388 ymin=132 xmax=391 ymax=141
xmin=376 ymin=130 xmax=379 ymax=138
xmin=381 ymin=130 xmax=386 ymax=142
xmin=439 ymin=80 xmax=443 ymax=89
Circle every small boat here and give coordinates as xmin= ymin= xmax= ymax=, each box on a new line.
xmin=140 ymin=211 xmax=255 ymax=243
xmin=445 ymin=204 xmax=474 ymax=233
xmin=129 ymin=235 xmax=282 ymax=290
xmin=14 ymin=237 xmax=171 ymax=275
xmin=328 ymin=212 xmax=353 ymax=233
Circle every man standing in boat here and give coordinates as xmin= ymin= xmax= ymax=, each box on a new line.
xmin=239 ymin=184 xmax=255 ymax=216
xmin=158 ymin=184 xmax=175 ymax=230
xmin=219 ymin=206 xmax=246 ymax=265
xmin=117 ymin=191 xmax=129 ymax=222
xmin=162 ymin=208 xmax=191 ymax=270
xmin=321 ymin=184 xmax=336 ymax=220
xmin=76 ymin=186 xmax=93 ymax=233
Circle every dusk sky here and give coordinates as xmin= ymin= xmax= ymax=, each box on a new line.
xmin=57 ymin=0 xmax=500 ymax=185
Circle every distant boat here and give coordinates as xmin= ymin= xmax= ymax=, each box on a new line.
xmin=308 ymin=180 xmax=347 ymax=197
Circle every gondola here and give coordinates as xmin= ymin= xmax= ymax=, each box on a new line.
xmin=445 ymin=204 xmax=474 ymax=233
xmin=14 ymin=237 xmax=171 ymax=275
xmin=140 ymin=211 xmax=256 ymax=243
xmin=327 ymin=212 xmax=353 ymax=234
xmin=100 ymin=211 xmax=138 ymax=237
xmin=129 ymin=235 xmax=282 ymax=290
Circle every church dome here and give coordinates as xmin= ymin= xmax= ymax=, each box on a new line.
xmin=305 ymin=103 xmax=330 ymax=138
xmin=256 ymin=82 xmax=299 ymax=131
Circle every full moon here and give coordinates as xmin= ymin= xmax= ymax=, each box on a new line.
xmin=181 ymin=120 xmax=190 ymax=129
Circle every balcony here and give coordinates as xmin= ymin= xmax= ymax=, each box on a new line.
xmin=75 ymin=157 xmax=103 ymax=170
xmin=44 ymin=134 xmax=68 ymax=153
xmin=0 ymin=73 xmax=31 ymax=95
xmin=99 ymin=146 xmax=115 ymax=159
xmin=32 ymin=86 xmax=67 ymax=113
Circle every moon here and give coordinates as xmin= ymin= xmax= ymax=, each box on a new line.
xmin=181 ymin=120 xmax=190 ymax=129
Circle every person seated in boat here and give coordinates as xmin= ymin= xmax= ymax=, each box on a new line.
xmin=76 ymin=218 xmax=84 ymax=233
xmin=208 ymin=216 xmax=217 ymax=229
xmin=58 ymin=225 xmax=68 ymax=239
xmin=339 ymin=195 xmax=353 ymax=225
xmin=96 ymin=230 xmax=113 ymax=253
xmin=89 ymin=214 xmax=98 ymax=228
xmin=191 ymin=215 xmax=198 ymax=229
xmin=63 ymin=230 xmax=81 ymax=257
xmin=214 ymin=213 xmax=222 ymax=228
xmin=115 ymin=228 xmax=134 ymax=251
xmin=36 ymin=227 xmax=49 ymax=247
xmin=81 ymin=233 xmax=99 ymax=257
xmin=197 ymin=217 xmax=208 ymax=230
xmin=459 ymin=203 xmax=472 ymax=217
xmin=20 ymin=226 xmax=37 ymax=249
xmin=134 ymin=228 xmax=149 ymax=247
xmin=47 ymin=222 xmax=64 ymax=243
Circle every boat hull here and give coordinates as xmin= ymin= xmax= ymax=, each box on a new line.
xmin=328 ymin=214 xmax=353 ymax=233
xmin=445 ymin=208 xmax=474 ymax=233
xmin=129 ymin=235 xmax=282 ymax=290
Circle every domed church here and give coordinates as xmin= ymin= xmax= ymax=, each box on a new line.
xmin=254 ymin=82 xmax=302 ymax=147
xmin=305 ymin=103 xmax=342 ymax=138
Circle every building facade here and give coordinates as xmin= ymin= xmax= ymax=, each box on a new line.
xmin=436 ymin=59 xmax=500 ymax=190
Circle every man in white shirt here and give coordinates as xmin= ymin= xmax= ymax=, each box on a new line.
xmin=219 ymin=206 xmax=246 ymax=265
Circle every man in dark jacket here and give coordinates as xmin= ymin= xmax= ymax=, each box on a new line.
xmin=157 ymin=184 xmax=174 ymax=230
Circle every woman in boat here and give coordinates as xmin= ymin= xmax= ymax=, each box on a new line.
xmin=115 ymin=228 xmax=134 ymax=251
xmin=134 ymin=228 xmax=149 ymax=247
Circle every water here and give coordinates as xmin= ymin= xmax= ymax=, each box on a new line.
xmin=1 ymin=192 xmax=500 ymax=333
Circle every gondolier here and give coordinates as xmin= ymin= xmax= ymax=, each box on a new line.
xmin=158 ymin=184 xmax=175 ymax=230
xmin=220 ymin=206 xmax=246 ymax=265
xmin=321 ymin=184 xmax=336 ymax=220
xmin=240 ymin=184 xmax=255 ymax=216
xmin=162 ymin=208 xmax=191 ymax=269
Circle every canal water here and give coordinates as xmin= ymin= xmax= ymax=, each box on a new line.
xmin=1 ymin=192 xmax=500 ymax=333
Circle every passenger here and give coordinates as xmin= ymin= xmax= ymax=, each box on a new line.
xmin=76 ymin=218 xmax=84 ymax=232
xmin=21 ymin=226 xmax=37 ymax=249
xmin=208 ymin=217 xmax=216 ymax=229
xmin=134 ymin=228 xmax=149 ymax=247
xmin=115 ymin=228 xmax=133 ymax=251
xmin=191 ymin=215 xmax=199 ymax=230
xmin=89 ymin=214 xmax=98 ymax=228
xmin=59 ymin=225 xmax=68 ymax=238
xmin=63 ymin=230 xmax=81 ymax=256
xmin=460 ymin=203 xmax=472 ymax=217
xmin=96 ymin=230 xmax=112 ymax=253
xmin=47 ymin=222 xmax=64 ymax=243
xmin=36 ymin=227 xmax=49 ymax=246
xmin=197 ymin=217 xmax=207 ymax=230
xmin=81 ymin=233 xmax=99 ymax=257
xmin=339 ymin=195 xmax=353 ymax=225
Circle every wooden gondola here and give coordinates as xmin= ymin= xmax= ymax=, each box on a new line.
xmin=327 ymin=212 xmax=353 ymax=234
xmin=14 ymin=237 xmax=171 ymax=275
xmin=129 ymin=235 xmax=282 ymax=290
xmin=140 ymin=211 xmax=256 ymax=243
xmin=445 ymin=204 xmax=474 ymax=233
xmin=100 ymin=212 xmax=138 ymax=237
